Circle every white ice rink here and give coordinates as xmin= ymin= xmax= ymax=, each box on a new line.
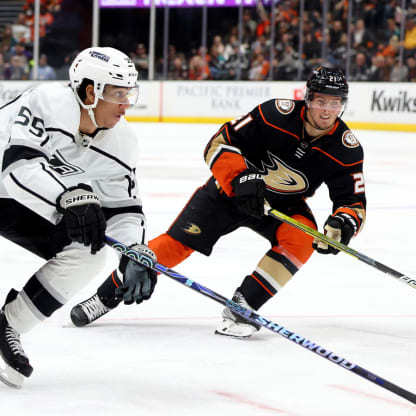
xmin=1 ymin=122 xmax=416 ymax=415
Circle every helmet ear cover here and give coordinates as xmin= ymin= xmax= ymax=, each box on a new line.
xmin=305 ymin=66 xmax=348 ymax=104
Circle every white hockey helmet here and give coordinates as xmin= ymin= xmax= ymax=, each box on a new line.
xmin=69 ymin=47 xmax=139 ymax=124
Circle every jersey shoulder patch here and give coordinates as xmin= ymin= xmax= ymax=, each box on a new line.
xmin=341 ymin=130 xmax=360 ymax=149
xmin=274 ymin=99 xmax=295 ymax=115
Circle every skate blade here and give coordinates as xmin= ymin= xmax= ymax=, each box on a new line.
xmin=0 ymin=357 xmax=24 ymax=389
xmin=214 ymin=329 xmax=252 ymax=339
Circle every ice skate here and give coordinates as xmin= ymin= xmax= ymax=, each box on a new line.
xmin=215 ymin=291 xmax=260 ymax=339
xmin=70 ymin=294 xmax=111 ymax=327
xmin=0 ymin=309 xmax=33 ymax=389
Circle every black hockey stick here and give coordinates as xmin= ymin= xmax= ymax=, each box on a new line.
xmin=265 ymin=203 xmax=416 ymax=290
xmin=105 ymin=235 xmax=416 ymax=405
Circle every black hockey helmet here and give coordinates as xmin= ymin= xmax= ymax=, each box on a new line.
xmin=305 ymin=66 xmax=348 ymax=103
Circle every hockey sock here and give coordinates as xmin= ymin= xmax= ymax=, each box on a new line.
xmin=97 ymin=271 xmax=123 ymax=308
xmin=237 ymin=274 xmax=275 ymax=310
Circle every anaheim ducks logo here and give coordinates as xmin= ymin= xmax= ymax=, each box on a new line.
xmin=275 ymin=99 xmax=295 ymax=115
xmin=182 ymin=222 xmax=202 ymax=235
xmin=342 ymin=130 xmax=359 ymax=148
xmin=248 ymin=152 xmax=309 ymax=194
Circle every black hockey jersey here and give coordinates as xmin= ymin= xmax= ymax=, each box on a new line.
xmin=204 ymin=99 xmax=366 ymax=232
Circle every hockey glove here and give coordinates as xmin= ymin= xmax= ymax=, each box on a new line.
xmin=231 ymin=169 xmax=266 ymax=219
xmin=57 ymin=184 xmax=106 ymax=254
xmin=115 ymin=244 xmax=158 ymax=305
xmin=313 ymin=212 xmax=358 ymax=255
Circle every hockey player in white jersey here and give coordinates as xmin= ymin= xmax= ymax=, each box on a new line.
xmin=0 ymin=47 xmax=157 ymax=388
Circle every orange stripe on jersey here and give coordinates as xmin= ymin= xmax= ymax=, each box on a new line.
xmin=249 ymin=273 xmax=275 ymax=297
xmin=211 ymin=152 xmax=247 ymax=196
xmin=311 ymin=147 xmax=363 ymax=167
xmin=333 ymin=206 xmax=365 ymax=234
xmin=258 ymin=104 xmax=301 ymax=142
xmin=111 ymin=271 xmax=120 ymax=288
xmin=334 ymin=207 xmax=360 ymax=224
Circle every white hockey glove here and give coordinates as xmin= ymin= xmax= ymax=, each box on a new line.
xmin=313 ymin=212 xmax=358 ymax=255
xmin=115 ymin=245 xmax=158 ymax=305
xmin=57 ymin=184 xmax=106 ymax=254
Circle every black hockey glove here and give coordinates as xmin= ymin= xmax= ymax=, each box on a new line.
xmin=313 ymin=212 xmax=358 ymax=255
xmin=115 ymin=244 xmax=158 ymax=305
xmin=231 ymin=169 xmax=266 ymax=219
xmin=57 ymin=184 xmax=106 ymax=255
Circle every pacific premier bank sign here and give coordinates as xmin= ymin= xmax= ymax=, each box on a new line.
xmin=99 ymin=0 xmax=269 ymax=6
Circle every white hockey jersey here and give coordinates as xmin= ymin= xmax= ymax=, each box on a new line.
xmin=0 ymin=83 xmax=146 ymax=246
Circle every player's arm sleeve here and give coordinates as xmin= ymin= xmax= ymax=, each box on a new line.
xmin=203 ymin=105 xmax=262 ymax=196
xmin=92 ymin=169 xmax=146 ymax=247
xmin=326 ymin=156 xmax=366 ymax=236
xmin=1 ymin=90 xmax=71 ymax=224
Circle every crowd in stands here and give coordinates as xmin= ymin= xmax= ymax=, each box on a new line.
xmin=0 ymin=0 xmax=60 ymax=80
xmin=0 ymin=0 xmax=415 ymax=82
xmin=146 ymin=0 xmax=416 ymax=82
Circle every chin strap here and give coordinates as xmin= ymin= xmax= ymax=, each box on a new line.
xmin=87 ymin=107 xmax=100 ymax=129
xmin=72 ymin=87 xmax=101 ymax=129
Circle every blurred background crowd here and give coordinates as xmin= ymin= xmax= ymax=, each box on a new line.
xmin=0 ymin=0 xmax=415 ymax=82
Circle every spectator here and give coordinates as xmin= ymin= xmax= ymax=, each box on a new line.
xmin=209 ymin=47 xmax=227 ymax=80
xmin=242 ymin=8 xmax=257 ymax=43
xmin=274 ymin=44 xmax=301 ymax=80
xmin=303 ymin=32 xmax=322 ymax=72
xmin=381 ymin=18 xmax=400 ymax=44
xmin=248 ymin=50 xmax=269 ymax=81
xmin=188 ymin=53 xmax=210 ymax=80
xmin=25 ymin=5 xmax=54 ymax=40
xmin=30 ymin=53 xmax=56 ymax=80
xmin=0 ymin=42 xmax=12 ymax=64
xmin=4 ymin=55 xmax=29 ymax=80
xmin=350 ymin=52 xmax=370 ymax=81
xmin=407 ymin=55 xmax=416 ymax=81
xmin=12 ymin=13 xmax=31 ymax=45
xmin=224 ymin=41 xmax=249 ymax=80
xmin=353 ymin=19 xmax=375 ymax=52
xmin=390 ymin=57 xmax=409 ymax=81
xmin=12 ymin=43 xmax=32 ymax=63
xmin=168 ymin=55 xmax=187 ymax=80
xmin=329 ymin=20 xmax=344 ymax=50
xmin=1 ymin=25 xmax=16 ymax=50
xmin=403 ymin=18 xmax=416 ymax=54
xmin=328 ymin=32 xmax=348 ymax=68
xmin=132 ymin=43 xmax=148 ymax=79
xmin=211 ymin=35 xmax=225 ymax=57
xmin=367 ymin=55 xmax=389 ymax=81
xmin=0 ymin=53 xmax=7 ymax=80
xmin=379 ymin=34 xmax=400 ymax=58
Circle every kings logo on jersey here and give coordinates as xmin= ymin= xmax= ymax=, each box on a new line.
xmin=248 ymin=151 xmax=309 ymax=194
xmin=49 ymin=152 xmax=85 ymax=176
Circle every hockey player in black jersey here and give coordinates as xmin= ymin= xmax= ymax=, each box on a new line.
xmin=0 ymin=47 xmax=158 ymax=388
xmin=72 ymin=67 xmax=366 ymax=338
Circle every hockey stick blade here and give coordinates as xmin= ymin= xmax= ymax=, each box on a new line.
xmin=105 ymin=235 xmax=416 ymax=405
xmin=264 ymin=202 xmax=416 ymax=290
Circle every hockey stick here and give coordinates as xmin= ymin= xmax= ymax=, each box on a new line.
xmin=105 ymin=235 xmax=416 ymax=405
xmin=264 ymin=202 xmax=416 ymax=290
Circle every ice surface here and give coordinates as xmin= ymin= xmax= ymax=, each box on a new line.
xmin=0 ymin=122 xmax=415 ymax=415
